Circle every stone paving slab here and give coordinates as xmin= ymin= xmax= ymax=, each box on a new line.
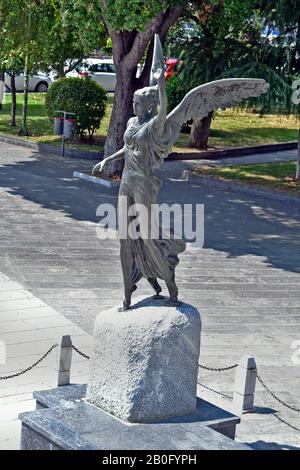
xmin=0 ymin=272 xmax=92 ymax=450
xmin=0 ymin=142 xmax=300 ymax=449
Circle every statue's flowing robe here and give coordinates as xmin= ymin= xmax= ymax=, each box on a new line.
xmin=118 ymin=116 xmax=185 ymax=289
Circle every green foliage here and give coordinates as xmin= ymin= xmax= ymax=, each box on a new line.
xmin=45 ymin=77 xmax=107 ymax=138
xmin=166 ymin=0 xmax=300 ymax=117
xmin=104 ymin=0 xmax=184 ymax=32
xmin=0 ymin=0 xmax=52 ymax=73
xmin=0 ymin=0 xmax=107 ymax=77
xmin=47 ymin=0 xmax=107 ymax=76
xmin=166 ymin=75 xmax=188 ymax=113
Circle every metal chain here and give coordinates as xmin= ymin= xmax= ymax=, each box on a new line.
xmin=0 ymin=344 xmax=58 ymax=380
xmin=274 ymin=413 xmax=300 ymax=433
xmin=72 ymin=345 xmax=90 ymax=360
xmin=198 ymin=363 xmax=238 ymax=372
xmin=255 ymin=368 xmax=300 ymax=413
xmin=197 ymin=381 xmax=232 ymax=400
xmin=1 ymin=340 xmax=299 ymax=434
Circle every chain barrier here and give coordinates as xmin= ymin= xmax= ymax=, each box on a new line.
xmin=197 ymin=381 xmax=232 ymax=400
xmin=0 ymin=343 xmax=58 ymax=380
xmin=198 ymin=363 xmax=238 ymax=372
xmin=72 ymin=345 xmax=90 ymax=360
xmin=273 ymin=413 xmax=300 ymax=434
xmin=1 ymin=342 xmax=299 ymax=434
xmin=255 ymin=368 xmax=300 ymax=414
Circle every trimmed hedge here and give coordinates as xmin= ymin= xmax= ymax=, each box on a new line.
xmin=45 ymin=77 xmax=107 ymax=138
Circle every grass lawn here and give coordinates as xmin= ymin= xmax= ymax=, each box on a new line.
xmin=193 ymin=161 xmax=300 ymax=195
xmin=0 ymin=92 xmax=299 ymax=152
xmin=0 ymin=92 xmax=114 ymax=152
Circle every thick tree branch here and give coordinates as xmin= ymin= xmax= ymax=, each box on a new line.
xmin=123 ymin=12 xmax=166 ymax=68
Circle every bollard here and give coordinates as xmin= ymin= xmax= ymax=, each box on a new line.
xmin=58 ymin=335 xmax=73 ymax=386
xmin=232 ymin=355 xmax=256 ymax=414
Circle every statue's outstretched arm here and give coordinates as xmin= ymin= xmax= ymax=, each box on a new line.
xmin=92 ymin=147 xmax=125 ymax=175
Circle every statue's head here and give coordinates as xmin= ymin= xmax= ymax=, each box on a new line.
xmin=133 ymin=86 xmax=159 ymax=121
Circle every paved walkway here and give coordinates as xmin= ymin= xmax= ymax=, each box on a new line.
xmin=0 ymin=271 xmax=91 ymax=449
xmin=0 ymin=142 xmax=300 ymax=449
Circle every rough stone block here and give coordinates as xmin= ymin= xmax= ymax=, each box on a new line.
xmin=86 ymin=297 xmax=201 ymax=423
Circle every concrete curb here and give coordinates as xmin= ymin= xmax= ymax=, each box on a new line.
xmin=73 ymin=171 xmax=120 ymax=188
xmin=0 ymin=133 xmax=297 ymax=162
xmin=184 ymin=170 xmax=300 ymax=206
xmin=167 ymin=141 xmax=298 ymax=161
xmin=0 ymin=134 xmax=102 ymax=160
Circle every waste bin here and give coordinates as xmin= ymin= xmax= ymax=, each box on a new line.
xmin=54 ymin=117 xmax=64 ymax=135
xmin=63 ymin=118 xmax=76 ymax=139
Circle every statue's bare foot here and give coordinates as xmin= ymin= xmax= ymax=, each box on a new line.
xmin=118 ymin=304 xmax=131 ymax=312
xmin=148 ymin=277 xmax=163 ymax=299
xmin=119 ymin=284 xmax=137 ymax=311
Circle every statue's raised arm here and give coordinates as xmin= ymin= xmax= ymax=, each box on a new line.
xmin=149 ymin=34 xmax=168 ymax=136
xmin=146 ymin=35 xmax=269 ymax=153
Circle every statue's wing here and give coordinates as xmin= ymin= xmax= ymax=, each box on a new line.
xmin=165 ymin=78 xmax=269 ymax=144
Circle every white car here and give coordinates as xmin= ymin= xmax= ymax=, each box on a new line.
xmin=66 ymin=59 xmax=116 ymax=92
xmin=4 ymin=72 xmax=52 ymax=92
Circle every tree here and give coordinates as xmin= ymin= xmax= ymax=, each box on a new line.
xmin=0 ymin=72 xmax=4 ymax=110
xmin=0 ymin=52 xmax=23 ymax=126
xmin=166 ymin=0 xmax=254 ymax=149
xmin=167 ymin=0 xmax=300 ymax=154
xmin=260 ymin=0 xmax=300 ymax=180
xmin=0 ymin=0 xmax=106 ymax=133
xmin=43 ymin=0 xmax=107 ymax=78
xmin=0 ymin=0 xmax=54 ymax=135
xmin=97 ymin=0 xmax=185 ymax=176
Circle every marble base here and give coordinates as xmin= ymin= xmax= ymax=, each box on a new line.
xmin=19 ymin=385 xmax=250 ymax=450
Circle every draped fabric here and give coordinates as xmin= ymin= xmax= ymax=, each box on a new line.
xmin=118 ymin=116 xmax=185 ymax=289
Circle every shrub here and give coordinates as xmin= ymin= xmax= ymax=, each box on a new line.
xmin=45 ymin=77 xmax=107 ymax=138
xmin=166 ymin=75 xmax=192 ymax=133
xmin=166 ymin=75 xmax=188 ymax=114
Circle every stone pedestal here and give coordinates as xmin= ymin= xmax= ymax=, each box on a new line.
xmin=19 ymin=385 xmax=249 ymax=450
xmin=86 ymin=297 xmax=201 ymax=423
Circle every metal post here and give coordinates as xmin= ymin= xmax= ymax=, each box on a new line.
xmin=232 ymin=355 xmax=256 ymax=414
xmin=58 ymin=335 xmax=73 ymax=386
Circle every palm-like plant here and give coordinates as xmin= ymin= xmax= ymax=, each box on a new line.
xmin=167 ymin=4 xmax=300 ymax=165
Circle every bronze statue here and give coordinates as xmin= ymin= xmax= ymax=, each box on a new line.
xmin=92 ymin=35 xmax=268 ymax=310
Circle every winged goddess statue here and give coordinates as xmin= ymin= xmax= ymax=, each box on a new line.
xmin=92 ymin=35 xmax=269 ymax=310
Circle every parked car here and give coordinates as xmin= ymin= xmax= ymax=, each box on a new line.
xmin=136 ymin=58 xmax=179 ymax=81
xmin=66 ymin=59 xmax=116 ymax=92
xmin=4 ymin=72 xmax=52 ymax=92
xmin=164 ymin=58 xmax=179 ymax=81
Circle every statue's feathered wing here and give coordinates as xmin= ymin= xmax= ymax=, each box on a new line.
xmin=165 ymin=78 xmax=269 ymax=145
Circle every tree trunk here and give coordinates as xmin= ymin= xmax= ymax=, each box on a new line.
xmin=296 ymin=127 xmax=300 ymax=181
xmin=103 ymin=66 xmax=137 ymax=177
xmin=98 ymin=3 xmax=184 ymax=177
xmin=10 ymin=74 xmax=17 ymax=127
xmin=20 ymin=54 xmax=29 ymax=136
xmin=0 ymin=72 xmax=4 ymax=111
xmin=188 ymin=112 xmax=213 ymax=149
